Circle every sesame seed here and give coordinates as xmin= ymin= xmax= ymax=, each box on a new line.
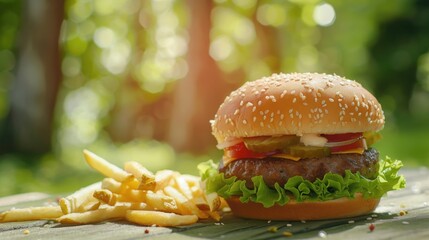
xmin=329 ymin=98 xmax=334 ymax=102
xmin=246 ymin=102 xmax=253 ymax=107
xmin=242 ymin=120 xmax=247 ymax=124
xmin=253 ymin=116 xmax=257 ymax=122
xmin=234 ymin=109 xmax=240 ymax=115
xmin=293 ymin=98 xmax=297 ymax=103
xmin=258 ymin=100 xmax=262 ymax=106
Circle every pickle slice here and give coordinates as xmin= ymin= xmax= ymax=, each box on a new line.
xmin=363 ymin=131 xmax=382 ymax=147
xmin=243 ymin=135 xmax=300 ymax=153
xmin=285 ymin=145 xmax=331 ymax=158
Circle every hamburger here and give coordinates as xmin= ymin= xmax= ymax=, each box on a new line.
xmin=199 ymin=72 xmax=405 ymax=220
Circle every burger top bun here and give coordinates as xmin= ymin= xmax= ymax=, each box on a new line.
xmin=211 ymin=72 xmax=384 ymax=144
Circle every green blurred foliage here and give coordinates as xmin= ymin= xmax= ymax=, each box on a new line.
xmin=1 ymin=0 xmax=429 ymax=196
xmin=0 ymin=0 xmax=21 ymax=121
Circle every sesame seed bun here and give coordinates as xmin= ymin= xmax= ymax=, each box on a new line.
xmin=226 ymin=193 xmax=380 ymax=221
xmin=211 ymin=72 xmax=384 ymax=144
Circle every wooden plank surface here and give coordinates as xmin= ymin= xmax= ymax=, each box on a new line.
xmin=1 ymin=168 xmax=428 ymax=240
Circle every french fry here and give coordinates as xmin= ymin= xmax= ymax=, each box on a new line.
xmin=204 ymin=192 xmax=221 ymax=212
xmin=101 ymin=178 xmax=122 ymax=194
xmin=124 ymin=161 xmax=156 ymax=190
xmin=122 ymin=177 xmax=140 ymax=190
xmin=145 ymin=191 xmax=178 ymax=213
xmin=193 ymin=196 xmax=210 ymax=211
xmin=126 ymin=210 xmax=198 ymax=227
xmin=164 ymin=186 xmax=209 ymax=219
xmin=117 ymin=189 xmax=147 ymax=202
xmin=181 ymin=174 xmax=201 ymax=187
xmin=154 ymin=170 xmax=177 ymax=191
xmin=117 ymin=202 xmax=148 ymax=210
xmin=1 ymin=150 xmax=224 ymax=227
xmin=59 ymin=182 xmax=101 ymax=214
xmin=207 ymin=210 xmax=221 ymax=222
xmin=93 ymin=189 xmax=117 ymax=206
xmin=83 ymin=150 xmax=132 ymax=182
xmin=0 ymin=206 xmax=63 ymax=222
xmin=78 ymin=200 xmax=101 ymax=212
xmin=57 ymin=205 xmax=128 ymax=224
xmin=174 ymin=175 xmax=193 ymax=200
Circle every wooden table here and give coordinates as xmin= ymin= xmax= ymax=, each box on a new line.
xmin=1 ymin=168 xmax=428 ymax=240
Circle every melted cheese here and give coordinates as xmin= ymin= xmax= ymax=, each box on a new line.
xmin=271 ymin=153 xmax=301 ymax=161
xmin=333 ymin=148 xmax=365 ymax=155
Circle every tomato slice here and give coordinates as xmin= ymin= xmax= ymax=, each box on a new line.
xmin=322 ymin=133 xmax=362 ymax=142
xmin=224 ymin=142 xmax=267 ymax=159
xmin=330 ymin=139 xmax=365 ymax=153
xmin=322 ymin=133 xmax=365 ymax=153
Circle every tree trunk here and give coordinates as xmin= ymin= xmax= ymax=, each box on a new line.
xmin=166 ymin=0 xmax=235 ymax=152
xmin=8 ymin=0 xmax=64 ymax=153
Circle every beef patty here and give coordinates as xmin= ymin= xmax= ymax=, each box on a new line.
xmin=219 ymin=148 xmax=379 ymax=188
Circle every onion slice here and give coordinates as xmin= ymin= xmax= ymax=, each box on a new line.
xmin=216 ymin=138 xmax=242 ymax=149
xmin=324 ymin=136 xmax=364 ymax=148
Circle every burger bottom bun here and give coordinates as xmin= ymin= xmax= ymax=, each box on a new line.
xmin=226 ymin=194 xmax=380 ymax=221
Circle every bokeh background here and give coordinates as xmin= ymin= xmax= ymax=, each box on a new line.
xmin=1 ymin=0 xmax=428 ymax=196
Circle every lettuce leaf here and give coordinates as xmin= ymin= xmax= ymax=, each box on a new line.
xmin=198 ymin=157 xmax=406 ymax=208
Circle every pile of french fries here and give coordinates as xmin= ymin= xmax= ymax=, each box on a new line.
xmin=0 ymin=150 xmax=222 ymax=227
